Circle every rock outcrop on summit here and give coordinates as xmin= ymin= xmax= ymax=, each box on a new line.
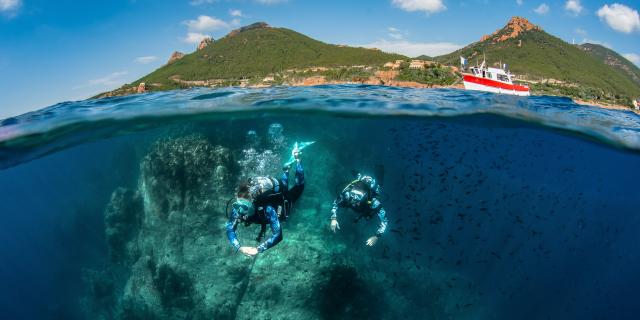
xmin=198 ymin=37 xmax=213 ymax=51
xmin=167 ymin=51 xmax=185 ymax=64
xmin=479 ymin=17 xmax=541 ymax=43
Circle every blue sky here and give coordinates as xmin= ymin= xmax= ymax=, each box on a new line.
xmin=1 ymin=0 xmax=639 ymax=118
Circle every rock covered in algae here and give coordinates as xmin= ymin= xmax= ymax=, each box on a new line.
xmin=140 ymin=134 xmax=232 ymax=217
xmin=104 ymin=188 xmax=143 ymax=263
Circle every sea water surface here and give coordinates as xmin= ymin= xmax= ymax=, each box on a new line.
xmin=1 ymin=85 xmax=639 ymax=319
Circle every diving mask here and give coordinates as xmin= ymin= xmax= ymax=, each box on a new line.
xmin=233 ymin=198 xmax=254 ymax=215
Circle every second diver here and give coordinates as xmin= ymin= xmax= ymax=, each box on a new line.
xmin=330 ymin=173 xmax=388 ymax=247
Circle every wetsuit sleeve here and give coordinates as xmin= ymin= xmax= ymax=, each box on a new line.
xmin=282 ymin=159 xmax=304 ymax=187
xmin=294 ymin=161 xmax=304 ymax=186
xmin=331 ymin=195 xmax=344 ymax=220
xmin=225 ymin=208 xmax=241 ymax=251
xmin=257 ymin=206 xmax=282 ymax=253
xmin=370 ymin=198 xmax=388 ymax=237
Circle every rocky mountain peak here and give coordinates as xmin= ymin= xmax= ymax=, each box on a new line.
xmin=167 ymin=51 xmax=185 ymax=64
xmin=480 ymin=16 xmax=542 ymax=43
xmin=506 ymin=16 xmax=539 ymax=32
xmin=227 ymin=22 xmax=271 ymax=37
xmin=197 ymin=37 xmax=214 ymax=50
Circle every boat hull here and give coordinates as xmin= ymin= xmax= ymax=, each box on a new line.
xmin=463 ymin=74 xmax=530 ymax=96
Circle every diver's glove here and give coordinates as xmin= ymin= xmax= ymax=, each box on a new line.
xmin=330 ymin=216 xmax=340 ymax=233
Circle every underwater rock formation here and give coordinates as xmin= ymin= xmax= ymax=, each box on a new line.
xmin=104 ymin=188 xmax=143 ymax=263
xmin=88 ymin=126 xmax=472 ymax=320
xmin=140 ymin=134 xmax=231 ymax=217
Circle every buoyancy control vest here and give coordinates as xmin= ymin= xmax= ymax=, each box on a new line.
xmin=248 ymin=176 xmax=291 ymax=220
xmin=342 ymin=177 xmax=378 ymax=216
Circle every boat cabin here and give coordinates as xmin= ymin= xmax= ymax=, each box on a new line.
xmin=468 ymin=66 xmax=513 ymax=85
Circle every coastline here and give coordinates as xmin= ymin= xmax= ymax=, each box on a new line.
xmin=573 ymin=98 xmax=640 ymax=115
xmin=283 ymin=78 xmax=638 ymax=114
xmin=100 ymin=76 xmax=638 ymax=116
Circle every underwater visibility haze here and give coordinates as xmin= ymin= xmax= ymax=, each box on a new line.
xmin=1 ymin=85 xmax=640 ymax=319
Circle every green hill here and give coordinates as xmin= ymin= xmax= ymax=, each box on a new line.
xmin=414 ymin=55 xmax=432 ymax=60
xmin=105 ymin=23 xmax=405 ymax=95
xmin=436 ymin=17 xmax=640 ymax=104
xmin=578 ymin=43 xmax=640 ymax=87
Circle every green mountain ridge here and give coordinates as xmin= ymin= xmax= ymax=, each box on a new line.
xmin=105 ymin=22 xmax=405 ymax=95
xmin=435 ymin=17 xmax=640 ymax=104
xmin=578 ymin=43 xmax=640 ymax=87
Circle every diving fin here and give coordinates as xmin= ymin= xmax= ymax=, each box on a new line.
xmin=284 ymin=141 xmax=315 ymax=167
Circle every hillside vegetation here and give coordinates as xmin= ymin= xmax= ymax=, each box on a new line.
xmin=436 ymin=17 xmax=640 ymax=105
xmin=134 ymin=23 xmax=404 ymax=91
xmin=578 ymin=43 xmax=640 ymax=87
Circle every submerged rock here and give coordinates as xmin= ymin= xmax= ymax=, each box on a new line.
xmin=140 ymin=134 xmax=232 ymax=218
xmin=104 ymin=188 xmax=143 ymax=263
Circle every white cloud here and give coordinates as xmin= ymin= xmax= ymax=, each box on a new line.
xmin=135 ymin=56 xmax=158 ymax=64
xmin=0 ymin=0 xmax=19 ymax=11
xmin=534 ymin=3 xmax=550 ymax=15
xmin=391 ymin=0 xmax=446 ymax=14
xmin=388 ymin=27 xmax=405 ymax=40
xmin=184 ymin=15 xmax=229 ymax=32
xmin=623 ymin=53 xmax=640 ymax=66
xmin=565 ymin=0 xmax=583 ymax=15
xmin=182 ymin=15 xmax=233 ymax=45
xmin=596 ymin=4 xmax=640 ymax=34
xmin=575 ymin=27 xmax=587 ymax=36
xmin=361 ymin=39 xmax=462 ymax=57
xmin=516 ymin=0 xmax=524 ymax=5
xmin=184 ymin=32 xmax=210 ymax=44
xmin=73 ymin=71 xmax=128 ymax=90
xmin=230 ymin=9 xmax=243 ymax=17
xmin=0 ymin=0 xmax=21 ymax=16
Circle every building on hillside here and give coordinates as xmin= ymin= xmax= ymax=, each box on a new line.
xmin=409 ymin=60 xmax=425 ymax=69
xmin=263 ymin=75 xmax=275 ymax=82
xmin=633 ymin=99 xmax=639 ymax=110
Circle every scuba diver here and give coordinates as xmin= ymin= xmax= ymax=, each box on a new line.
xmin=226 ymin=146 xmax=306 ymax=257
xmin=330 ymin=174 xmax=388 ymax=247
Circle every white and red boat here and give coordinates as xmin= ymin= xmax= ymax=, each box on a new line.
xmin=460 ymin=58 xmax=530 ymax=96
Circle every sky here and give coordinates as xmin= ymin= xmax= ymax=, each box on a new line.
xmin=1 ymin=0 xmax=639 ymax=119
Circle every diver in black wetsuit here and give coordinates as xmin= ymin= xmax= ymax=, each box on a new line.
xmin=330 ymin=174 xmax=388 ymax=247
xmin=226 ymin=149 xmax=304 ymax=256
